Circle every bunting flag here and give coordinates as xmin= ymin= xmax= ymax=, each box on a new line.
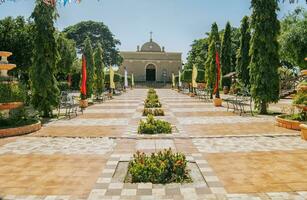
xmin=131 ymin=73 xmax=135 ymax=88
xmin=81 ymin=54 xmax=87 ymax=96
xmin=0 ymin=0 xmax=87 ymax=6
xmin=192 ymin=64 xmax=198 ymax=88
xmin=213 ymin=51 xmax=221 ymax=95
xmin=109 ymin=66 xmax=115 ymax=89
xmin=172 ymin=73 xmax=175 ymax=88
xmin=178 ymin=70 xmax=182 ymax=87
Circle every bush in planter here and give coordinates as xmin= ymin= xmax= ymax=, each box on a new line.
xmin=127 ymin=149 xmax=191 ymax=184
xmin=0 ymin=108 xmax=39 ymax=129
xmin=143 ymin=108 xmax=165 ymax=116
xmin=147 ymin=93 xmax=159 ymax=99
xmin=0 ymin=83 xmax=25 ymax=103
xmin=138 ymin=114 xmax=171 ymax=134
xmin=148 ymin=88 xmax=156 ymax=94
xmin=293 ymin=92 xmax=307 ymax=106
xmin=144 ymin=98 xmax=162 ymax=108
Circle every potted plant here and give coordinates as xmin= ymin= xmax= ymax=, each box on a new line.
xmin=297 ymin=81 xmax=307 ymax=92
xmin=223 ymin=86 xmax=229 ymax=94
xmin=79 ymin=94 xmax=88 ymax=108
xmin=301 ymin=70 xmax=307 ymax=76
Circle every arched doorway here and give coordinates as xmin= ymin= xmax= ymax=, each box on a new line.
xmin=146 ymin=64 xmax=156 ymax=81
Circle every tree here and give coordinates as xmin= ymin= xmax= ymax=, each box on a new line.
xmin=185 ymin=38 xmax=209 ymax=70
xmin=0 ymin=16 xmax=34 ymax=80
xmin=236 ymin=16 xmax=251 ymax=86
xmin=249 ymin=0 xmax=280 ymax=114
xmin=94 ymin=43 xmax=105 ymax=96
xmin=279 ymin=8 xmax=307 ymax=69
xmin=205 ymin=22 xmax=220 ymax=97
xmin=56 ymin=32 xmax=77 ymax=79
xmin=83 ymin=37 xmax=95 ymax=98
xmin=63 ymin=21 xmax=122 ymax=66
xmin=221 ymin=22 xmax=232 ymax=78
xmin=231 ymin=27 xmax=241 ymax=70
xmin=30 ymin=0 xmax=59 ymax=117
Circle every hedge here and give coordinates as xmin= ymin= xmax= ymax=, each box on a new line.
xmin=180 ymin=69 xmax=205 ymax=83
xmin=104 ymin=73 xmax=123 ymax=83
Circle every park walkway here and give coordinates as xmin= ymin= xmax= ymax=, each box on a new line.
xmin=0 ymin=89 xmax=307 ymax=200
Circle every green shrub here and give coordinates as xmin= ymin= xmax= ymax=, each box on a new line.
xmin=148 ymin=88 xmax=156 ymax=94
xmin=0 ymin=108 xmax=39 ymax=129
xmin=127 ymin=149 xmax=191 ymax=184
xmin=181 ymin=69 xmax=205 ymax=83
xmin=143 ymin=108 xmax=165 ymax=116
xmin=147 ymin=93 xmax=158 ymax=99
xmin=138 ymin=114 xmax=172 ymax=134
xmin=144 ymin=98 xmax=162 ymax=108
xmin=0 ymin=83 xmax=25 ymax=103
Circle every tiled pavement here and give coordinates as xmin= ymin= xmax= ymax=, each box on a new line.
xmin=0 ymin=89 xmax=307 ymax=200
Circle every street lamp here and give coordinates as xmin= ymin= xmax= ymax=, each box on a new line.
xmin=215 ymin=42 xmax=221 ymax=99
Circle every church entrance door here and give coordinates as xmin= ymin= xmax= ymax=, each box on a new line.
xmin=146 ymin=64 xmax=156 ymax=81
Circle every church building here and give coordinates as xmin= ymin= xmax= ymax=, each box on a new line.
xmin=118 ymin=34 xmax=182 ymax=83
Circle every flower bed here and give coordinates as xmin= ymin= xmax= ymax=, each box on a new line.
xmin=126 ymin=149 xmax=191 ymax=184
xmin=138 ymin=114 xmax=171 ymax=134
xmin=144 ymin=89 xmax=162 ymax=108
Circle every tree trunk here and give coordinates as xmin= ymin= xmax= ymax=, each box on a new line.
xmin=259 ymin=101 xmax=267 ymax=114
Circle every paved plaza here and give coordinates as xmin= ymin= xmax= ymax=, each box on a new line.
xmin=0 ymin=89 xmax=306 ymax=200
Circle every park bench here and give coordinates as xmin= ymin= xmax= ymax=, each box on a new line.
xmin=224 ymin=90 xmax=253 ymax=116
xmin=57 ymin=91 xmax=79 ymax=118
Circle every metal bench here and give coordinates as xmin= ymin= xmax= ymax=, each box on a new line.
xmin=57 ymin=92 xmax=79 ymax=118
xmin=224 ymin=90 xmax=253 ymax=116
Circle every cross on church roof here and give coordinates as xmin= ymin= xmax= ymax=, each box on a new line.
xmin=150 ymin=31 xmax=153 ymax=42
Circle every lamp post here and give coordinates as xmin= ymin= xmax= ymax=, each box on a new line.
xmin=215 ymin=42 xmax=221 ymax=99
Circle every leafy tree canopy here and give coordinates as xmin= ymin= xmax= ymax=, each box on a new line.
xmin=279 ymin=7 xmax=307 ymax=69
xmin=30 ymin=0 xmax=60 ymax=117
xmin=249 ymin=0 xmax=280 ymax=114
xmin=185 ymin=38 xmax=209 ymax=70
xmin=63 ymin=20 xmax=122 ymax=66
xmin=0 ymin=16 xmax=34 ymax=74
xmin=56 ymin=32 xmax=77 ymax=78
xmin=221 ymin=22 xmax=233 ymax=76
xmin=236 ymin=16 xmax=251 ymax=87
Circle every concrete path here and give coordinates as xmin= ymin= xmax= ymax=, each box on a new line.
xmin=0 ymin=89 xmax=306 ymax=200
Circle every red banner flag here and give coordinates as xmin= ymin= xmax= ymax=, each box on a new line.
xmin=81 ymin=55 xmax=87 ymax=96
xmin=214 ymin=51 xmax=221 ymax=94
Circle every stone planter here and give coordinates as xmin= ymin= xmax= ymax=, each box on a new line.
xmin=275 ymin=115 xmax=302 ymax=130
xmin=213 ymin=98 xmax=222 ymax=107
xmin=294 ymin=104 xmax=307 ymax=112
xmin=79 ymin=99 xmax=88 ymax=108
xmin=299 ymin=124 xmax=307 ymax=140
xmin=189 ymin=93 xmax=195 ymax=97
xmin=0 ymin=102 xmax=23 ymax=110
xmin=301 ymin=70 xmax=307 ymax=76
xmin=297 ymin=85 xmax=307 ymax=92
xmin=0 ymin=121 xmax=41 ymax=138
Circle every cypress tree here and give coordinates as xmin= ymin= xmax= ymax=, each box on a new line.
xmin=94 ymin=43 xmax=105 ymax=96
xmin=221 ymin=22 xmax=232 ymax=77
xmin=205 ymin=22 xmax=220 ymax=97
xmin=83 ymin=37 xmax=95 ymax=98
xmin=236 ymin=16 xmax=251 ymax=87
xmin=30 ymin=1 xmax=59 ymax=117
xmin=249 ymin=0 xmax=280 ymax=114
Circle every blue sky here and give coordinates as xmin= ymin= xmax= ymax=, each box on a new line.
xmin=0 ymin=0 xmax=306 ymax=61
